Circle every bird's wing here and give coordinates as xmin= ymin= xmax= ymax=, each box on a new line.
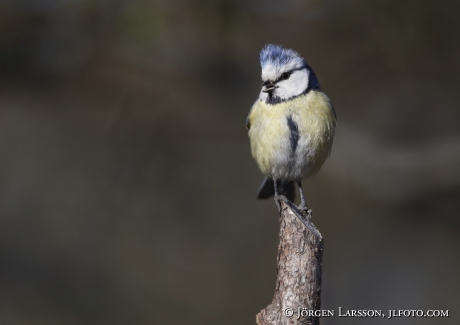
xmin=329 ymin=99 xmax=337 ymax=120
xmin=246 ymin=101 xmax=258 ymax=130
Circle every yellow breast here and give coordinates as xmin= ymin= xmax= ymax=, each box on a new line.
xmin=247 ymin=90 xmax=336 ymax=179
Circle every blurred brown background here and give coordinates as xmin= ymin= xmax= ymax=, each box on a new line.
xmin=0 ymin=0 xmax=459 ymax=324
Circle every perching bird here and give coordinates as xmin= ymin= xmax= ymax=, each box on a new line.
xmin=246 ymin=44 xmax=336 ymax=212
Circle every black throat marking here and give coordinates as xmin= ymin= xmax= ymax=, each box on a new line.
xmin=286 ymin=116 xmax=299 ymax=153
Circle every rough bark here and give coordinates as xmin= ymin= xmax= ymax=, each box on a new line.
xmin=256 ymin=198 xmax=323 ymax=325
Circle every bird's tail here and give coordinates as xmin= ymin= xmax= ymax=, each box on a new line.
xmin=256 ymin=177 xmax=296 ymax=202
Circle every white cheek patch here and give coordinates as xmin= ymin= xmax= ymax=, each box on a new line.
xmin=274 ymin=69 xmax=309 ymax=100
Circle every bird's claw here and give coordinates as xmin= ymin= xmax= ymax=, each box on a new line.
xmin=298 ymin=204 xmax=313 ymax=219
xmin=273 ymin=195 xmax=286 ymax=211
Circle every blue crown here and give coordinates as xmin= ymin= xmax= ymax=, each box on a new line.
xmin=259 ymin=44 xmax=303 ymax=68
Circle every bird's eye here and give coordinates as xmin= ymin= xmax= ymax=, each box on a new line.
xmin=281 ymin=72 xmax=290 ymax=80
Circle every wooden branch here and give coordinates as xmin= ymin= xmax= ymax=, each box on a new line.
xmin=256 ymin=197 xmax=324 ymax=325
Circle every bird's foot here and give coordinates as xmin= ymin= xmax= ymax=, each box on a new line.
xmin=298 ymin=203 xmax=313 ymax=219
xmin=274 ymin=195 xmax=281 ymax=211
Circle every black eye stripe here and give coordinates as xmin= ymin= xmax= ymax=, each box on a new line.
xmin=261 ymin=65 xmax=308 ymax=85
xmin=275 ymin=65 xmax=307 ymax=83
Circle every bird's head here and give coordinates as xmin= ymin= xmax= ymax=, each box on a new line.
xmin=259 ymin=44 xmax=319 ymax=104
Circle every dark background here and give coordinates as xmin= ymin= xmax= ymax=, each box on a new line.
xmin=0 ymin=0 xmax=459 ymax=324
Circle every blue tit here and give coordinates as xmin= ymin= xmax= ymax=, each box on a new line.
xmin=246 ymin=44 xmax=336 ymax=212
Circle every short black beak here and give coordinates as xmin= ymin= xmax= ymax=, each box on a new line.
xmin=262 ymin=80 xmax=275 ymax=93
